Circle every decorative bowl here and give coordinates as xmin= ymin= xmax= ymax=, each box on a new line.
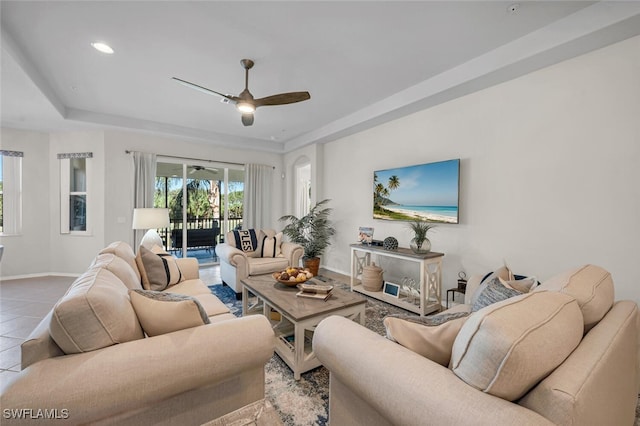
xmin=272 ymin=267 xmax=313 ymax=287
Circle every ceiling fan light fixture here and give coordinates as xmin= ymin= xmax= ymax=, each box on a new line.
xmin=91 ymin=41 xmax=114 ymax=54
xmin=236 ymin=102 xmax=255 ymax=113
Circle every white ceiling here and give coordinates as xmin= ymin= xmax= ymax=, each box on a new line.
xmin=2 ymin=1 xmax=640 ymax=153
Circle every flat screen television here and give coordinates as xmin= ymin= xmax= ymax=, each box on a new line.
xmin=373 ymin=158 xmax=460 ymax=224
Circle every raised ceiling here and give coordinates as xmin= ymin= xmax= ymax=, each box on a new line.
xmin=2 ymin=1 xmax=640 ymax=153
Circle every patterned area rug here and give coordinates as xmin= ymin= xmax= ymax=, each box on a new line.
xmin=209 ymin=276 xmax=416 ymax=426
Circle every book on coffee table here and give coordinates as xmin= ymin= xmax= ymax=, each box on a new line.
xmin=296 ymin=289 xmax=333 ymax=301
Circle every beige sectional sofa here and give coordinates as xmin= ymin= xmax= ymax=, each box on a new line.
xmin=1 ymin=241 xmax=275 ymax=425
xmin=216 ymin=228 xmax=303 ymax=298
xmin=314 ymin=264 xmax=639 ymax=425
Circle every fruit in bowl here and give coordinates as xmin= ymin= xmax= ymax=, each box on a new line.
xmin=273 ymin=267 xmax=313 ymax=286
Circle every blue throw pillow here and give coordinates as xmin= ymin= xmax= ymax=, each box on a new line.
xmin=472 ymin=277 xmax=522 ymax=312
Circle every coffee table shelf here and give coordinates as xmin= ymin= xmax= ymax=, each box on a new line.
xmin=241 ymin=275 xmax=366 ymax=380
xmin=350 ymin=244 xmax=444 ymax=316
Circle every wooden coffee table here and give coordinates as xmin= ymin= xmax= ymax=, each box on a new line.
xmin=241 ymin=274 xmax=367 ymax=380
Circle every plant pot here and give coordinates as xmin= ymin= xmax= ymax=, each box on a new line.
xmin=303 ymin=257 xmax=321 ymax=277
xmin=410 ymin=238 xmax=431 ymax=254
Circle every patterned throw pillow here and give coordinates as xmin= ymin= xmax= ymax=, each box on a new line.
xmin=232 ymin=229 xmax=259 ymax=252
xmin=137 ymin=245 xmax=182 ymax=291
xmin=384 ymin=311 xmax=471 ymax=366
xmin=470 ymin=265 xmax=513 ymax=306
xmin=471 ymin=277 xmax=522 ymax=312
xmin=129 ymin=289 xmax=210 ymax=337
xmin=259 ymin=231 xmax=283 ymax=258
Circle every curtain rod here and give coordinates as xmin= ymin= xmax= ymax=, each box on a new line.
xmin=125 ymin=150 xmax=274 ymax=169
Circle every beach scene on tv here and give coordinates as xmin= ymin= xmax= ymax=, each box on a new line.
xmin=373 ymin=159 xmax=459 ymax=224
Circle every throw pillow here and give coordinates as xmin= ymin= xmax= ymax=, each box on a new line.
xmin=232 ymin=229 xmax=259 ymax=252
xmin=534 ymin=264 xmax=614 ymax=332
xmin=259 ymin=230 xmax=283 ymax=258
xmin=471 ymin=277 xmax=522 ymax=312
xmin=129 ymin=289 xmax=210 ymax=337
xmin=469 ymin=265 xmax=513 ymax=306
xmin=500 ymin=276 xmax=537 ymax=294
xmin=451 ymin=291 xmax=583 ymax=401
xmin=384 ymin=311 xmax=471 ymax=366
xmin=137 ymin=245 xmax=182 ymax=291
xmin=49 ymin=268 xmax=144 ymax=354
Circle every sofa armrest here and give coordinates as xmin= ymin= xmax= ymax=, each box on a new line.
xmin=176 ymin=257 xmax=200 ymax=280
xmin=314 ymin=316 xmax=554 ymax=426
xmin=215 ymin=244 xmax=247 ymax=265
xmin=281 ymin=242 xmax=303 ymax=267
xmin=1 ymin=316 xmax=274 ymax=424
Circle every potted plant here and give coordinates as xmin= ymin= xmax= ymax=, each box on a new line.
xmin=279 ymin=199 xmax=336 ymax=276
xmin=407 ymin=218 xmax=436 ymax=254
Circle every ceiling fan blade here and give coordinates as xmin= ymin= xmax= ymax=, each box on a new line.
xmin=241 ymin=113 xmax=254 ymax=127
xmin=172 ymin=77 xmax=235 ymax=103
xmin=254 ymin=92 xmax=310 ymax=107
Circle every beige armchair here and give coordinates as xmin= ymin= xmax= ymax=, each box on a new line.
xmin=216 ymin=229 xmax=303 ymax=298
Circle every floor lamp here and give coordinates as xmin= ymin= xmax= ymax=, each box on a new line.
xmin=132 ymin=208 xmax=170 ymax=249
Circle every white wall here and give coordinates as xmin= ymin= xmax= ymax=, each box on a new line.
xmin=317 ymin=35 xmax=640 ymax=304
xmin=1 ymin=128 xmax=285 ymax=278
xmin=0 ymin=128 xmax=51 ymax=277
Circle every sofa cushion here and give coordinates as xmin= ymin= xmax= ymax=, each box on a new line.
xmin=91 ymin=253 xmax=142 ymax=290
xmin=450 ymin=291 xmax=583 ymax=401
xmin=248 ymin=256 xmax=289 ymax=275
xmin=258 ymin=230 xmax=283 ymax=258
xmin=49 ymin=268 xmax=144 ymax=354
xmin=535 ymin=264 xmax=614 ymax=331
xmin=163 ymin=284 xmax=232 ymax=317
xmin=99 ymin=241 xmax=141 ymax=283
xmin=137 ymin=245 xmax=183 ymax=291
xmin=129 ymin=289 xmax=210 ymax=337
xmin=384 ymin=311 xmax=470 ymax=366
xmin=471 ymin=277 xmax=522 ymax=312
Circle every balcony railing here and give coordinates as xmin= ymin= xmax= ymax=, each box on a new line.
xmin=159 ymin=217 xmax=242 ymax=250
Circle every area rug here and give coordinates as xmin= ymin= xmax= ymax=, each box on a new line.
xmin=209 ymin=277 xmax=416 ymax=426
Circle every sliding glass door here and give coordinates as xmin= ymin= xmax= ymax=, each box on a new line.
xmin=155 ymin=160 xmax=244 ymax=265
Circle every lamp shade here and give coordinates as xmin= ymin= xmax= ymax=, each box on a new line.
xmin=132 ymin=208 xmax=170 ymax=230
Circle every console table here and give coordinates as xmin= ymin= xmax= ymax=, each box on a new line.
xmin=350 ymin=244 xmax=444 ymax=316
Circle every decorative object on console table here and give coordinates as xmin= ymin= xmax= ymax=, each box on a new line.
xmin=358 ymin=227 xmax=374 ymax=244
xmin=361 ymin=262 xmax=384 ymax=291
xmin=407 ymin=218 xmax=436 ymax=254
xmin=132 ymin=208 xmax=170 ymax=249
xmin=383 ymin=236 xmax=398 ymax=251
xmin=279 ymin=199 xmax=336 ymax=276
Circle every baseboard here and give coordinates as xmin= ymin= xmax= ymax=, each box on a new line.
xmin=0 ymin=272 xmax=80 ymax=281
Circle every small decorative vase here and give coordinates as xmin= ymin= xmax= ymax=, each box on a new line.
xmin=410 ymin=238 xmax=431 ymax=254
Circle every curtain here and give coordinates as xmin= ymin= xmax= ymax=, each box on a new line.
xmin=1 ymin=153 xmax=22 ymax=235
xmin=243 ymin=164 xmax=273 ymax=230
xmin=132 ymin=151 xmax=157 ymax=246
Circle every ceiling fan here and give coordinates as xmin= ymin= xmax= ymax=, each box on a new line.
xmin=189 ymin=165 xmax=218 ymax=175
xmin=172 ymin=59 xmax=311 ymax=126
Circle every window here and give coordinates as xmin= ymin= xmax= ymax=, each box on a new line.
xmin=0 ymin=151 xmax=23 ymax=235
xmin=59 ymin=153 xmax=92 ymax=234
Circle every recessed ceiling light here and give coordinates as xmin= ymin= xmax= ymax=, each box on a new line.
xmin=91 ymin=42 xmax=114 ymax=54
